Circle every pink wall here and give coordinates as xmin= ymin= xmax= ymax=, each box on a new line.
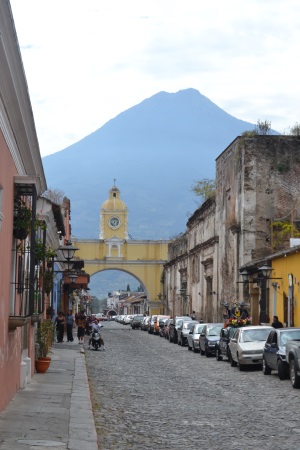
xmin=0 ymin=130 xmax=35 ymax=410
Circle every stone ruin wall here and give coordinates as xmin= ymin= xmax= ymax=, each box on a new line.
xmin=216 ymin=136 xmax=300 ymax=303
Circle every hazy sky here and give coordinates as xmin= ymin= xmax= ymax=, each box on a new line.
xmin=10 ymin=0 xmax=300 ymax=157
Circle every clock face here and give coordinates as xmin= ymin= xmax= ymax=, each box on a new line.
xmin=109 ymin=216 xmax=120 ymax=228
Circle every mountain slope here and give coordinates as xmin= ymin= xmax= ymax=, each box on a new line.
xmin=42 ymin=88 xmax=258 ymax=240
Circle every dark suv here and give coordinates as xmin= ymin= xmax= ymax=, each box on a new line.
xmin=169 ymin=316 xmax=192 ymax=344
xmin=131 ymin=315 xmax=145 ymax=329
xmin=263 ymin=327 xmax=300 ymax=379
xmin=215 ymin=326 xmax=237 ymax=361
xmin=199 ymin=323 xmax=223 ymax=356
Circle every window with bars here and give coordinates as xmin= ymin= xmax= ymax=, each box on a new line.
xmin=11 ymin=183 xmax=45 ymax=317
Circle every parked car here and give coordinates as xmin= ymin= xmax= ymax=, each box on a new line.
xmin=215 ymin=326 xmax=238 ymax=361
xmin=263 ymin=328 xmax=300 ymax=380
xmin=153 ymin=315 xmax=170 ymax=335
xmin=164 ymin=318 xmax=173 ymax=339
xmin=95 ymin=313 xmax=107 ymax=321
xmin=123 ymin=314 xmax=134 ymax=325
xmin=177 ymin=320 xmax=199 ymax=346
xmin=131 ymin=314 xmax=145 ymax=329
xmin=229 ymin=325 xmax=273 ymax=370
xmin=148 ymin=315 xmax=157 ymax=334
xmin=286 ymin=339 xmax=300 ymax=388
xmin=199 ymin=323 xmax=223 ymax=357
xmin=158 ymin=318 xmax=169 ymax=337
xmin=187 ymin=323 xmax=207 ymax=352
xmin=141 ymin=316 xmax=150 ymax=331
xmin=169 ymin=316 xmax=193 ymax=343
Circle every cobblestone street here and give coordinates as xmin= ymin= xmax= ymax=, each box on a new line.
xmin=86 ymin=321 xmax=300 ymax=450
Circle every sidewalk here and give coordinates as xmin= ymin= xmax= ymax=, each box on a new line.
xmin=0 ymin=340 xmax=98 ymax=450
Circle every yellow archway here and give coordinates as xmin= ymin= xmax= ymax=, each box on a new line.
xmin=73 ymin=238 xmax=169 ymax=313
xmin=73 ymin=184 xmax=169 ymax=313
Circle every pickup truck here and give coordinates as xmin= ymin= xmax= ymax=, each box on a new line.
xmin=286 ymin=339 xmax=300 ymax=388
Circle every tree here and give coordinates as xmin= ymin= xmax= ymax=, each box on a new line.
xmin=289 ymin=123 xmax=300 ymax=136
xmin=42 ymin=188 xmax=65 ymax=205
xmin=191 ymin=178 xmax=216 ymax=202
xmin=255 ymin=119 xmax=271 ymax=135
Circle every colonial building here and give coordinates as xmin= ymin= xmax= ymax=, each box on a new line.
xmin=165 ymin=135 xmax=300 ymax=324
xmin=0 ymin=2 xmax=84 ymax=411
xmin=0 ymin=1 xmax=48 ymax=410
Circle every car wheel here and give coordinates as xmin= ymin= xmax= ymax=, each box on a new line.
xmin=205 ymin=349 xmax=210 ymax=357
xmin=216 ymin=349 xmax=222 ymax=361
xmin=192 ymin=344 xmax=198 ymax=353
xmin=277 ymin=359 xmax=288 ymax=380
xmin=229 ymin=351 xmax=237 ymax=367
xmin=180 ymin=339 xmax=184 ymax=346
xmin=238 ymin=361 xmax=245 ymax=371
xmin=290 ymin=358 xmax=300 ymax=388
xmin=169 ymin=335 xmax=173 ymax=343
xmin=188 ymin=342 xmax=192 ymax=351
xmin=262 ymin=356 xmax=272 ymax=375
xmin=200 ymin=347 xmax=205 ymax=355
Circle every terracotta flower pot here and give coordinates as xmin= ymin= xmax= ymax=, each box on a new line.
xmin=35 ymin=358 xmax=50 ymax=373
xmin=38 ymin=357 xmax=51 ymax=363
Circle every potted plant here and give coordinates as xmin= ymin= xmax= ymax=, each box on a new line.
xmin=35 ymin=320 xmax=55 ymax=373
xmin=44 ymin=269 xmax=54 ymax=295
xmin=34 ymin=238 xmax=56 ymax=263
xmin=13 ymin=199 xmax=32 ymax=240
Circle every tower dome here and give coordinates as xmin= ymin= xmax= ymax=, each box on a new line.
xmin=99 ymin=184 xmax=128 ymax=240
xmin=101 ymin=185 xmax=127 ymax=212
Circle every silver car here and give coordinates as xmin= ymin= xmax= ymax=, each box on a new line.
xmin=229 ymin=325 xmax=273 ymax=371
xmin=177 ymin=320 xmax=199 ymax=346
xmin=187 ymin=323 xmax=207 ymax=352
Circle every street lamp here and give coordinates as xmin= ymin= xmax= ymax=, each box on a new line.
xmin=68 ymin=272 xmax=78 ymax=284
xmin=57 ymin=240 xmax=79 ymax=261
xmin=258 ymin=264 xmax=273 ymax=278
xmin=51 ymin=241 xmax=81 ymax=313
xmin=239 ymin=270 xmax=250 ymax=283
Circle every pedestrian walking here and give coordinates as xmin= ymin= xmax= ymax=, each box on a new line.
xmin=66 ymin=310 xmax=75 ymax=342
xmin=77 ymin=310 xmax=86 ymax=344
xmin=55 ymin=311 xmax=66 ymax=343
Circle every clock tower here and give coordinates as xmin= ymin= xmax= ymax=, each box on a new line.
xmin=100 ymin=184 xmax=128 ymax=241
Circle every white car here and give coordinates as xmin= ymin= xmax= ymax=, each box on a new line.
xmin=123 ymin=314 xmax=134 ymax=325
xmin=186 ymin=323 xmax=207 ymax=352
xmin=229 ymin=325 xmax=273 ymax=371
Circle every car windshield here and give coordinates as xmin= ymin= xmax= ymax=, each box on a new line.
xmin=195 ymin=324 xmax=204 ymax=333
xmin=240 ymin=328 xmax=271 ymax=342
xmin=280 ymin=330 xmax=300 ymax=345
xmin=229 ymin=328 xmax=236 ymax=338
xmin=184 ymin=322 xmax=195 ymax=330
xmin=208 ymin=325 xmax=223 ymax=336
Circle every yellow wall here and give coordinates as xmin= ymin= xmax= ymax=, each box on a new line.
xmin=74 ymin=238 xmax=169 ymax=308
xmin=269 ymin=253 xmax=300 ymax=326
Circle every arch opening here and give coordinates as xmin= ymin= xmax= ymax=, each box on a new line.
xmin=88 ymin=269 xmax=148 ymax=316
